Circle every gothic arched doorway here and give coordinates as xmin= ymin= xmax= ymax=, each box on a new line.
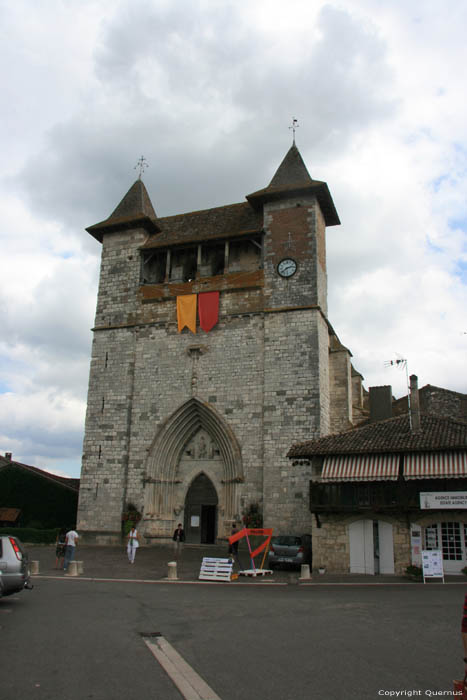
xmin=184 ymin=473 xmax=218 ymax=544
xmin=143 ymin=398 xmax=243 ymax=542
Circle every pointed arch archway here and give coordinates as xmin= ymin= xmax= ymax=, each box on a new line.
xmin=143 ymin=398 xmax=243 ymax=539
xmin=184 ymin=472 xmax=218 ymax=544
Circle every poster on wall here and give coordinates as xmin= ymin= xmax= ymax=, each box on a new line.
xmin=410 ymin=526 xmax=422 ymax=566
xmin=191 ymin=516 xmax=200 ymax=527
xmin=421 ymin=550 xmax=444 ymax=583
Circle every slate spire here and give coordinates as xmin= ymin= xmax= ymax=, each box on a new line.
xmin=87 ymin=179 xmax=161 ymax=242
xmin=108 ymin=179 xmax=157 ymax=221
xmin=246 ymin=143 xmax=340 ymax=226
xmin=268 ymin=143 xmax=313 ymax=189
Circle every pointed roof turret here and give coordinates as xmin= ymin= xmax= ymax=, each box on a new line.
xmin=87 ymin=179 xmax=161 ymax=242
xmin=268 ymin=143 xmax=313 ymax=188
xmin=246 ymin=144 xmax=340 ymax=226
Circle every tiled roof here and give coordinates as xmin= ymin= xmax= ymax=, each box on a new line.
xmin=268 ymin=144 xmax=314 ymax=188
xmin=87 ymin=179 xmax=160 ymax=241
xmin=0 ymin=457 xmax=80 ymax=492
xmin=141 ymin=201 xmax=263 ymax=249
xmin=246 ymin=144 xmax=340 ymax=226
xmin=288 ymin=413 xmax=467 ymax=458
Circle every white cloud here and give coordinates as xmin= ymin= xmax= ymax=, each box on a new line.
xmin=0 ymin=0 xmax=466 ymax=477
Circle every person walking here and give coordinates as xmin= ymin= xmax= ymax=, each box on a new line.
xmin=63 ymin=528 xmax=79 ymax=571
xmin=126 ymin=525 xmax=140 ymax=564
xmin=172 ymin=523 xmax=185 ymax=556
xmin=55 ymin=527 xmax=67 ymax=569
xmin=228 ymin=524 xmax=239 ymax=556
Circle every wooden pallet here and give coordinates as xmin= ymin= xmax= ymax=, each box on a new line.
xmin=199 ymin=557 xmax=233 ymax=582
xmin=239 ymin=569 xmax=273 ymax=577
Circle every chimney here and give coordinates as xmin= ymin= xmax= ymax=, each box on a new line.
xmin=369 ymin=386 xmax=393 ymax=422
xmin=4 ymin=452 xmax=12 ymax=461
xmin=410 ymin=374 xmax=421 ymax=431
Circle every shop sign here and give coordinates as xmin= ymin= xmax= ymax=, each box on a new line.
xmin=419 ymin=491 xmax=467 ymax=509
xmin=421 ymin=550 xmax=444 ymax=582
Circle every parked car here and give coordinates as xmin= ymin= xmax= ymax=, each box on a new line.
xmin=268 ymin=534 xmax=312 ymax=570
xmin=0 ymin=535 xmax=32 ymax=597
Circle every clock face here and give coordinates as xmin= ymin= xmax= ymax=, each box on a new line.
xmin=277 ymin=258 xmax=297 ymax=278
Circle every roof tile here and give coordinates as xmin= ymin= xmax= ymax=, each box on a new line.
xmin=288 ymin=414 xmax=467 ymax=457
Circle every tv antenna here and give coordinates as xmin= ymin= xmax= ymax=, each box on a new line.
xmin=384 ymin=355 xmax=412 ymax=429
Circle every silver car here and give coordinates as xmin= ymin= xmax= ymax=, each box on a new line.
xmin=268 ymin=534 xmax=312 ymax=570
xmin=0 ymin=535 xmax=32 ymax=597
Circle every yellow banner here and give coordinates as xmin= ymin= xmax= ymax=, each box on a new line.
xmin=177 ymin=294 xmax=197 ymax=333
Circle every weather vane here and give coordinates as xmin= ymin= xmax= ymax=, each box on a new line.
xmin=134 ymin=155 xmax=149 ymax=180
xmin=289 ymin=118 xmax=299 ymax=144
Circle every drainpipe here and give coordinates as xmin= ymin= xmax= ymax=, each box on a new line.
xmin=409 ymin=374 xmax=421 ymax=432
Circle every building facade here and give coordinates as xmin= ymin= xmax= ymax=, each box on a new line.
xmin=77 ymin=145 xmax=366 ymax=544
xmin=0 ymin=453 xmax=79 ymax=529
xmin=288 ymin=378 xmax=467 ymax=574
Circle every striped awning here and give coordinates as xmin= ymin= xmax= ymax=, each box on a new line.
xmin=404 ymin=452 xmax=467 ymax=479
xmin=321 ymin=454 xmax=400 ymax=482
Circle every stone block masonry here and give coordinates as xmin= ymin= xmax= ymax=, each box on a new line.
xmin=78 ymin=145 xmax=363 ymax=544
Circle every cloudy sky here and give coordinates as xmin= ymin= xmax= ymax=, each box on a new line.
xmin=1 ymin=0 xmax=466 ymax=478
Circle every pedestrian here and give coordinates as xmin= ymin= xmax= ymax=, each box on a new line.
xmin=228 ymin=524 xmax=239 ymax=557
xmin=63 ymin=527 xmax=79 ymax=571
xmin=127 ymin=525 xmax=140 ymax=564
xmin=172 ymin=522 xmax=185 ymax=555
xmin=55 ymin=527 xmax=67 ymax=569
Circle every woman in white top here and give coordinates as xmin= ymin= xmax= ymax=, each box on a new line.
xmin=126 ymin=526 xmax=140 ymax=563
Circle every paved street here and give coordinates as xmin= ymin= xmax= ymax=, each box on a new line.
xmin=1 ymin=550 xmax=466 ymax=700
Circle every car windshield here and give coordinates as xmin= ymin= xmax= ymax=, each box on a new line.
xmin=273 ymin=536 xmax=301 ymax=546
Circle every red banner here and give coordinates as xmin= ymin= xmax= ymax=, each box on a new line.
xmin=198 ymin=291 xmax=219 ymax=332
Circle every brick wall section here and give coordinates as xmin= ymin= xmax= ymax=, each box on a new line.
xmin=263 ymin=196 xmax=327 ymax=313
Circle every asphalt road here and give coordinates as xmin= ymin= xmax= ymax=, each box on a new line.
xmin=1 ymin=578 xmax=465 ymax=700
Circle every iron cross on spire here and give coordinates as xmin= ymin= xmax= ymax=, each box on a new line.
xmin=134 ymin=155 xmax=149 ymax=180
xmin=289 ymin=118 xmax=299 ymax=144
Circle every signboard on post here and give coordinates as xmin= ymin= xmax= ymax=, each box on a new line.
xmin=420 ymin=492 xmax=467 ymax=509
xmin=421 ymin=550 xmax=444 ymax=583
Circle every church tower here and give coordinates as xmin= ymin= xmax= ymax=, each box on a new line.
xmin=77 ymin=144 xmax=357 ymax=545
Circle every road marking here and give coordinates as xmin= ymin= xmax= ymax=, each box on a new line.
xmin=142 ymin=635 xmax=221 ymax=700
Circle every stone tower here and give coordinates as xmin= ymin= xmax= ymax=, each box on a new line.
xmin=77 ymin=144 xmax=363 ymax=544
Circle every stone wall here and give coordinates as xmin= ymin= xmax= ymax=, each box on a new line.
xmin=393 ymin=385 xmax=467 ymax=422
xmin=311 ymin=513 xmax=412 ymax=575
xmin=78 ymin=183 xmax=359 ymax=544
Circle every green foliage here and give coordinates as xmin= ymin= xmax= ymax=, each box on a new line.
xmin=461 ymin=566 xmax=467 ymax=576
xmin=242 ymin=502 xmax=263 ymax=528
xmin=121 ymin=503 xmax=142 ymax=536
xmin=123 ymin=520 xmax=137 ymax=536
xmin=0 ymin=466 xmax=78 ymax=529
xmin=405 ymin=565 xmax=423 ymax=580
xmin=0 ymin=527 xmax=59 ymax=544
